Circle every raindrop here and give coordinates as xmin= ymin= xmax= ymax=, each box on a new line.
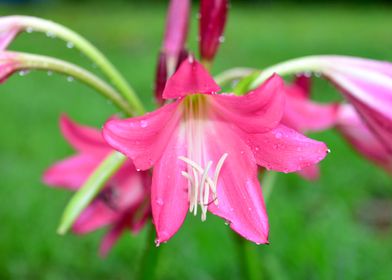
xmin=46 ymin=31 xmax=56 ymax=38
xmin=140 ymin=120 xmax=148 ymax=128
xmin=66 ymin=42 xmax=74 ymax=49
xmin=26 ymin=27 xmax=33 ymax=33
xmin=255 ymin=146 xmax=260 ymax=151
xmin=154 ymin=239 xmax=161 ymax=247
xmin=218 ymin=36 xmax=225 ymax=43
xmin=18 ymin=70 xmax=30 ymax=76
xmin=136 ymin=168 xmax=141 ymax=172
xmin=327 ymin=149 xmax=331 ymax=154
xmin=224 ymin=220 xmax=230 ymax=226
xmin=275 ymin=132 xmax=282 ymax=139
xmin=67 ymin=76 xmax=74 ymax=82
xmin=156 ymin=198 xmax=164 ymax=206
xmin=47 ymin=71 xmax=53 ymax=76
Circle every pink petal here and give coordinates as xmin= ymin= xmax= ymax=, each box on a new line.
xmin=163 ymin=0 xmax=190 ymax=59
xmin=43 ymin=154 xmax=104 ymax=190
xmin=162 ymin=58 xmax=221 ymax=99
xmin=0 ymin=52 xmax=19 ymax=83
xmin=151 ymin=129 xmax=188 ymax=244
xmin=297 ymin=165 xmax=320 ymax=181
xmin=60 ymin=114 xmax=108 ymax=154
xmin=209 ymin=74 xmax=285 ymax=133
xmin=245 ymin=125 xmax=329 ymax=173
xmin=0 ymin=28 xmax=18 ymax=50
xmin=294 ymin=75 xmax=311 ymax=97
xmin=103 ymin=101 xmax=182 ymax=170
xmin=73 ymin=200 xmax=118 ymax=234
xmin=99 ymin=224 xmax=125 ymax=257
xmin=282 ymin=85 xmax=338 ymax=132
xmin=154 ymin=51 xmax=168 ymax=106
xmin=337 ymin=104 xmax=392 ymax=172
xmin=206 ymin=122 xmax=269 ymax=244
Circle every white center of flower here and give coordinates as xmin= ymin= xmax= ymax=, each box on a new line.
xmin=179 ymin=153 xmax=228 ymax=221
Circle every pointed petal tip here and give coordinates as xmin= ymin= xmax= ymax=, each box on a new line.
xmin=162 ymin=57 xmax=220 ymax=99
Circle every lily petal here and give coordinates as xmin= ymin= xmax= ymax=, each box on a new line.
xmin=73 ymin=200 xmax=118 ymax=234
xmin=152 ymin=130 xmax=189 ymax=244
xmin=282 ymin=84 xmax=338 ymax=132
xmin=245 ymin=125 xmax=329 ymax=173
xmin=103 ymin=101 xmax=182 ymax=170
xmin=297 ymin=165 xmax=320 ymax=181
xmin=60 ymin=114 xmax=107 ymax=154
xmin=206 ymin=122 xmax=269 ymax=244
xmin=162 ymin=58 xmax=220 ymax=99
xmin=99 ymin=224 xmax=125 ymax=257
xmin=210 ymin=74 xmax=285 ymax=133
xmin=43 ymin=154 xmax=104 ymax=189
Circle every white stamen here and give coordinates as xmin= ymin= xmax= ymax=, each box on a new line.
xmin=178 ymin=153 xmax=229 ymax=221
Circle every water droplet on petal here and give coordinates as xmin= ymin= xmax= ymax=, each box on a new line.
xmin=66 ymin=42 xmax=74 ymax=49
xmin=218 ymin=36 xmax=225 ymax=43
xmin=156 ymin=198 xmax=164 ymax=206
xmin=140 ymin=120 xmax=148 ymax=128
xmin=327 ymin=149 xmax=331 ymax=154
xmin=154 ymin=239 xmax=160 ymax=247
xmin=255 ymin=146 xmax=260 ymax=151
xmin=275 ymin=132 xmax=282 ymax=139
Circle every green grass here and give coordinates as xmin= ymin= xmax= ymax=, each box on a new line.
xmin=1 ymin=2 xmax=392 ymax=279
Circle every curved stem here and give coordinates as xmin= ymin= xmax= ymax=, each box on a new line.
xmin=214 ymin=67 xmax=257 ymax=86
xmin=10 ymin=51 xmax=133 ymax=115
xmin=3 ymin=16 xmax=145 ymax=114
xmin=250 ymin=56 xmax=325 ymax=89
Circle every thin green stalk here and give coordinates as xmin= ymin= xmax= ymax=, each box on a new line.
xmin=6 ymin=16 xmax=145 ymax=114
xmin=214 ymin=67 xmax=257 ymax=86
xmin=57 ymin=152 xmax=126 ymax=235
xmin=11 ymin=51 xmax=133 ymax=116
xmin=261 ymin=171 xmax=278 ymax=203
xmin=138 ymin=224 xmax=160 ymax=280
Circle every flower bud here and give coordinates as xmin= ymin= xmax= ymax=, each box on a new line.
xmin=199 ymin=0 xmax=229 ymax=62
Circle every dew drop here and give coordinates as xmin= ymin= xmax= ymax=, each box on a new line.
xmin=154 ymin=239 xmax=160 ymax=247
xmin=18 ymin=70 xmax=30 ymax=76
xmin=156 ymin=198 xmax=164 ymax=206
xmin=140 ymin=120 xmax=148 ymax=128
xmin=66 ymin=42 xmax=74 ymax=49
xmin=136 ymin=168 xmax=141 ymax=172
xmin=327 ymin=149 xmax=331 ymax=154
xmin=47 ymin=71 xmax=53 ymax=76
xmin=46 ymin=31 xmax=56 ymax=38
xmin=67 ymin=76 xmax=74 ymax=82
xmin=275 ymin=132 xmax=282 ymax=139
xmin=218 ymin=36 xmax=225 ymax=43
xmin=26 ymin=27 xmax=33 ymax=33
xmin=255 ymin=146 xmax=260 ymax=151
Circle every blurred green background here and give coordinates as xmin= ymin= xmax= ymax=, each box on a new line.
xmin=1 ymin=1 xmax=392 ymax=279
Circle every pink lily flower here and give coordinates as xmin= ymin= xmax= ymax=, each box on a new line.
xmin=0 ymin=52 xmax=19 ymax=83
xmin=311 ymin=56 xmax=392 ymax=153
xmin=282 ymin=76 xmax=338 ymax=180
xmin=282 ymin=75 xmax=338 ymax=133
xmin=337 ymin=104 xmax=392 ymax=173
xmin=43 ymin=115 xmax=151 ymax=256
xmin=199 ymin=0 xmax=229 ymax=62
xmin=103 ymin=58 xmax=329 ymax=245
xmin=0 ymin=16 xmax=20 ymax=51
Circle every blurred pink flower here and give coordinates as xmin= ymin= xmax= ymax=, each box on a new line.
xmin=0 ymin=16 xmax=20 ymax=50
xmin=281 ymin=76 xmax=338 ymax=180
xmin=337 ymin=104 xmax=392 ymax=173
xmin=0 ymin=52 xmax=19 ymax=83
xmin=315 ymin=56 xmax=392 ymax=153
xmin=43 ymin=115 xmax=151 ymax=256
xmin=103 ymin=58 xmax=329 ymax=245
xmin=199 ymin=0 xmax=228 ymax=62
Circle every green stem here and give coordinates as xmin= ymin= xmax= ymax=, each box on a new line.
xmin=233 ymin=233 xmax=264 ymax=280
xmin=261 ymin=171 xmax=278 ymax=203
xmin=57 ymin=152 xmax=126 ymax=235
xmin=138 ymin=223 xmax=160 ymax=280
xmin=6 ymin=16 xmax=145 ymax=114
xmin=250 ymin=56 xmax=325 ymax=89
xmin=11 ymin=51 xmax=133 ymax=116
xmin=214 ymin=67 xmax=257 ymax=86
